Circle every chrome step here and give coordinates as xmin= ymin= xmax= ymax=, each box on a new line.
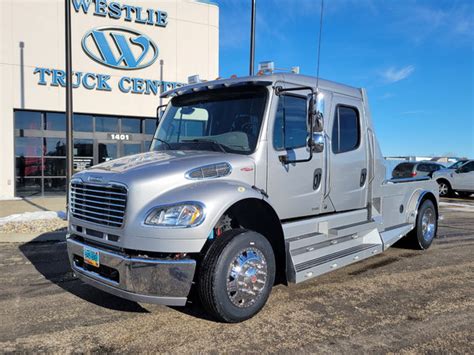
xmin=328 ymin=220 xmax=376 ymax=238
xmin=286 ymin=233 xmax=326 ymax=251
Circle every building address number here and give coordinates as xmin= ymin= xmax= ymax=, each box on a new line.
xmin=109 ymin=133 xmax=132 ymax=141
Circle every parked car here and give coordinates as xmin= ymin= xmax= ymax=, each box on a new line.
xmin=391 ymin=161 xmax=444 ymax=179
xmin=433 ymin=160 xmax=474 ymax=197
xmin=445 ymin=159 xmax=469 ymax=170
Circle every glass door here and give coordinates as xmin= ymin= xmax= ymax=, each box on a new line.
xmin=97 ymin=140 xmax=118 ymax=163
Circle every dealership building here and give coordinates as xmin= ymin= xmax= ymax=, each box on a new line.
xmin=0 ymin=0 xmax=219 ymax=198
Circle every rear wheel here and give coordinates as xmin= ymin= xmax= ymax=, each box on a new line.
xmin=437 ymin=180 xmax=452 ymax=197
xmin=407 ymin=199 xmax=437 ymax=250
xmin=198 ymin=229 xmax=275 ymax=323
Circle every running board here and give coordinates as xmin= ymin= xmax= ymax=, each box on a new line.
xmin=286 ymin=227 xmax=383 ymax=283
xmin=329 ymin=221 xmax=376 ymax=237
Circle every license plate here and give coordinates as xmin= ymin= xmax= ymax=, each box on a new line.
xmin=83 ymin=246 xmax=100 ymax=268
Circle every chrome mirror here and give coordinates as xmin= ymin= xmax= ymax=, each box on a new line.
xmin=310 ymin=132 xmax=325 ymax=153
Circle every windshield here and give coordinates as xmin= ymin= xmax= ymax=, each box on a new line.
xmin=150 ymin=86 xmax=268 ymax=154
xmin=447 ymin=160 xmax=466 ymax=169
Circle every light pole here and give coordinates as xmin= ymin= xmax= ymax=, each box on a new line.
xmin=65 ymin=0 xmax=74 ymax=207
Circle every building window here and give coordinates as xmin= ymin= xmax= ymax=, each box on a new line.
xmin=14 ymin=110 xmax=154 ymax=197
xmin=273 ymin=95 xmax=307 ymax=150
xmin=332 ymin=105 xmax=360 ymax=154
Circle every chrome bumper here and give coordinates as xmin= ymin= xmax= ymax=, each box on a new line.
xmin=66 ymin=236 xmax=196 ymax=306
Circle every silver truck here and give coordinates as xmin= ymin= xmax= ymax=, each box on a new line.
xmin=66 ymin=72 xmax=439 ymax=322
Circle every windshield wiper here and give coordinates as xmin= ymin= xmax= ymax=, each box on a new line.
xmin=154 ymin=138 xmax=172 ymax=150
xmin=182 ymin=139 xmax=228 ymax=153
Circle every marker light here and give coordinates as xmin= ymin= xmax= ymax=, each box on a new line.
xmin=145 ymin=203 xmax=205 ymax=227
xmin=188 ymin=75 xmax=201 ymax=84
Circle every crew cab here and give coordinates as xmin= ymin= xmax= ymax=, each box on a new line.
xmin=66 ymin=72 xmax=439 ymax=322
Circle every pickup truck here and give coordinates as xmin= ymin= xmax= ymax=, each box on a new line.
xmin=433 ymin=160 xmax=474 ymax=197
xmin=66 ymin=73 xmax=439 ymax=323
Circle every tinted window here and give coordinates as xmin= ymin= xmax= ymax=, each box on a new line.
xmin=332 ymin=106 xmax=360 ymax=154
xmin=16 ymin=157 xmax=42 ymax=177
xmin=459 ymin=161 xmax=474 ymax=172
xmin=74 ymin=139 xmax=93 ymax=157
xmin=15 ymin=137 xmax=43 ymax=156
xmin=74 ymin=114 xmax=93 ymax=132
xmin=417 ymin=164 xmax=430 ymax=172
xmin=45 ymin=138 xmax=66 ymax=156
xmin=121 ymin=118 xmax=141 ymax=133
xmin=15 ymin=178 xmax=42 ymax=197
xmin=392 ymin=163 xmax=415 ymax=178
xmin=273 ymin=95 xmax=307 ymax=150
xmin=44 ymin=178 xmax=66 ymax=195
xmin=15 ymin=111 xmax=42 ymax=130
xmin=123 ymin=143 xmax=142 ymax=156
xmin=144 ymin=119 xmax=157 ymax=135
xmin=45 ymin=112 xmax=66 ymax=131
xmin=44 ymin=158 xmax=66 ymax=176
xmin=96 ymin=116 xmax=118 ymax=132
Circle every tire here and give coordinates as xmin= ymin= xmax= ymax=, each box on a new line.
xmin=437 ymin=180 xmax=452 ymax=197
xmin=456 ymin=191 xmax=472 ymax=198
xmin=406 ymin=199 xmax=437 ymax=250
xmin=198 ymin=229 xmax=276 ymax=323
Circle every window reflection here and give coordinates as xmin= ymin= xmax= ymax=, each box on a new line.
xmin=45 ymin=138 xmax=66 ymax=156
xmin=45 ymin=112 xmax=66 ymax=131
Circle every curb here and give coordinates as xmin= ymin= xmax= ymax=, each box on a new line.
xmin=0 ymin=231 xmax=67 ymax=244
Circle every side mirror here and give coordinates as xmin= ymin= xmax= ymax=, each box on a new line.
xmin=309 ymin=132 xmax=324 ymax=153
xmin=307 ymin=93 xmax=324 ymax=134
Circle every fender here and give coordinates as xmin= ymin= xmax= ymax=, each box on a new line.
xmin=140 ymin=179 xmax=276 ymax=251
xmin=406 ymin=188 xmax=438 ymax=226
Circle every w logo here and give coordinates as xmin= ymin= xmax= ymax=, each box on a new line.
xmin=81 ymin=27 xmax=159 ymax=70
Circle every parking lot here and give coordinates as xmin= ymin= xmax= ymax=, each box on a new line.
xmin=0 ymin=197 xmax=473 ymax=353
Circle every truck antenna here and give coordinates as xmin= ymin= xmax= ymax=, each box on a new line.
xmin=315 ymin=0 xmax=324 ymax=91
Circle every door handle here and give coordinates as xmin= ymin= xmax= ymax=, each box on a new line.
xmin=360 ymin=168 xmax=367 ymax=187
xmin=313 ymin=168 xmax=322 ymax=190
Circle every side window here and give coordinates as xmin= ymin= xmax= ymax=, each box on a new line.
xmin=460 ymin=162 xmax=474 ymax=173
xmin=273 ymin=95 xmax=307 ymax=150
xmin=417 ymin=164 xmax=429 ymax=172
xmin=332 ymin=106 xmax=360 ymax=154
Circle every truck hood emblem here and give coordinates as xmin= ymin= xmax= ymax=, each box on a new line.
xmin=88 ymin=176 xmax=104 ymax=183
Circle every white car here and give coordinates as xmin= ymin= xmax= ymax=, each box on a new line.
xmin=433 ymin=160 xmax=474 ymax=197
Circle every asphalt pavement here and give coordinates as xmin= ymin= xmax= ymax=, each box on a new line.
xmin=0 ymin=197 xmax=473 ymax=353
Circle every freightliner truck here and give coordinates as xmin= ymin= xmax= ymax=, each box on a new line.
xmin=67 ymin=71 xmax=439 ymax=322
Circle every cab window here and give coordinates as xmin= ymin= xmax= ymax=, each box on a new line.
xmin=332 ymin=105 xmax=360 ymax=154
xmin=273 ymin=95 xmax=307 ymax=150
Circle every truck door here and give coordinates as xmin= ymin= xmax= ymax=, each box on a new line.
xmin=266 ymin=92 xmax=325 ymax=219
xmin=328 ymin=95 xmax=368 ymax=211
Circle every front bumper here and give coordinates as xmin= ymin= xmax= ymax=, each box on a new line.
xmin=66 ymin=236 xmax=196 ymax=306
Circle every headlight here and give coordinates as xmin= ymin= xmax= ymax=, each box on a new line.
xmin=144 ymin=203 xmax=205 ymax=227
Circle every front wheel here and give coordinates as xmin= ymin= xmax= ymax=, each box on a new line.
xmin=437 ymin=180 xmax=452 ymax=197
xmin=198 ymin=229 xmax=275 ymax=323
xmin=407 ymin=199 xmax=437 ymax=250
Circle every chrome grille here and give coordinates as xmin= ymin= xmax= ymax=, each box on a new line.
xmin=70 ymin=181 xmax=127 ymax=228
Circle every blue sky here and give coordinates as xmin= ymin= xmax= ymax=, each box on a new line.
xmin=215 ymin=0 xmax=474 ymax=158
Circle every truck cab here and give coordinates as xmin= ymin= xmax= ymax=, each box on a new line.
xmin=67 ymin=73 xmax=439 ymax=322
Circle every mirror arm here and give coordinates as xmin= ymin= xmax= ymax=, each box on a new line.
xmin=156 ymin=104 xmax=168 ymax=125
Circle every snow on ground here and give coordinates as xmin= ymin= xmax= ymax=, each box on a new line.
xmin=0 ymin=211 xmax=66 ymax=226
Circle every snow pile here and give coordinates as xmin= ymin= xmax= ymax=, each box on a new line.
xmin=0 ymin=211 xmax=67 ymax=226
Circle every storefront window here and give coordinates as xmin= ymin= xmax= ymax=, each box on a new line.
xmin=74 ymin=114 xmax=94 ymax=132
xmin=15 ymin=137 xmax=42 ymax=156
xmin=15 ymin=111 xmax=42 ymax=130
xmin=45 ymin=112 xmax=66 ymax=131
xmin=144 ymin=119 xmax=157 ymax=135
xmin=121 ymin=118 xmax=141 ymax=133
xmin=96 ymin=116 xmax=118 ymax=132
xmin=74 ymin=139 xmax=93 ymax=157
xmin=45 ymin=138 xmax=66 ymax=156
xmin=14 ymin=109 xmax=154 ymax=196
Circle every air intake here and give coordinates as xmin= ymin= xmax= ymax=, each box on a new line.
xmin=185 ymin=162 xmax=232 ymax=180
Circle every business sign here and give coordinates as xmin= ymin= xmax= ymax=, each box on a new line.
xmin=82 ymin=27 xmax=159 ymax=70
xmin=33 ymin=0 xmax=183 ymax=95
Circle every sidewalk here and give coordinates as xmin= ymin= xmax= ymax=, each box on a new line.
xmin=0 ymin=197 xmax=67 ymax=243
xmin=0 ymin=197 xmax=66 ymax=218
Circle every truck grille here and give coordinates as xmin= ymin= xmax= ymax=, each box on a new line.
xmin=70 ymin=181 xmax=127 ymax=228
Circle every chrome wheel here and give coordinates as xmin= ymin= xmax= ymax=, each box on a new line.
xmin=438 ymin=182 xmax=448 ymax=196
xmin=421 ymin=207 xmax=436 ymax=242
xmin=226 ymin=247 xmax=268 ymax=308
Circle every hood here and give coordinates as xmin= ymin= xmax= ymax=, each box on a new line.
xmin=73 ymin=150 xmax=257 ymax=187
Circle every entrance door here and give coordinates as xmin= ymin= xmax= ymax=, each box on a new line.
xmin=97 ymin=140 xmax=118 ymax=163
xmin=266 ymin=92 xmax=325 ymax=219
xmin=328 ymin=95 xmax=368 ymax=212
